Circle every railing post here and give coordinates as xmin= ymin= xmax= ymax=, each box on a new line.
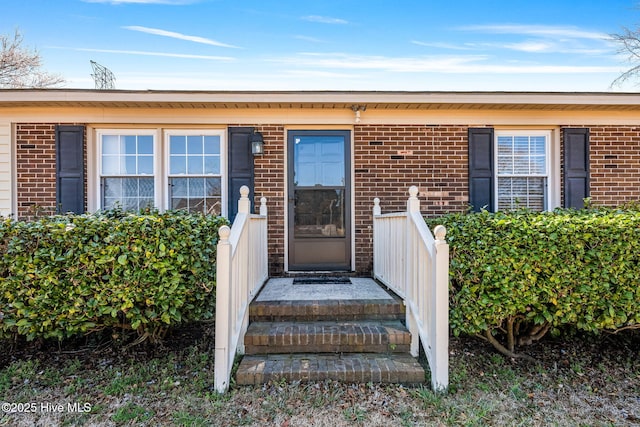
xmin=373 ymin=198 xmax=380 ymax=279
xmin=373 ymin=197 xmax=381 ymax=216
xmin=406 ymin=186 xmax=420 ymax=357
xmin=372 ymin=185 xmax=449 ymax=392
xmin=407 ymin=185 xmax=420 ymax=213
xmin=214 ymin=225 xmax=232 ymax=393
xmin=432 ymin=225 xmax=449 ymax=392
xmin=238 ymin=185 xmax=250 ymax=214
xmin=259 ymin=196 xmax=268 ymax=277
xmin=259 ymin=196 xmax=267 ymax=216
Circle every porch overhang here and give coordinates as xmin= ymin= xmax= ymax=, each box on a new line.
xmin=2 ymin=89 xmax=640 ymax=112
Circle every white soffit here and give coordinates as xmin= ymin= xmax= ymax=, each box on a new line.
xmin=1 ymin=90 xmax=640 ymax=111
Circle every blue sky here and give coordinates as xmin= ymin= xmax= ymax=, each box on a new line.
xmin=4 ymin=0 xmax=640 ymax=91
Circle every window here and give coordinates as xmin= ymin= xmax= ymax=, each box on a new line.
xmin=168 ymin=133 xmax=222 ymax=214
xmin=496 ymin=132 xmax=549 ymax=211
xmin=100 ymin=132 xmax=155 ymax=211
xmin=95 ymin=129 xmax=226 ymax=215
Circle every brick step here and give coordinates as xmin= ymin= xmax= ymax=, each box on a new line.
xmin=236 ymin=353 xmax=425 ymax=385
xmin=244 ymin=320 xmax=411 ymax=355
xmin=249 ymin=299 xmax=405 ymax=322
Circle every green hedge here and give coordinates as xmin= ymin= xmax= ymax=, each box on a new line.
xmin=427 ymin=208 xmax=640 ymax=356
xmin=0 ymin=210 xmax=228 ymax=342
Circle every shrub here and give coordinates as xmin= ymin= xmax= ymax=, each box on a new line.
xmin=0 ymin=210 xmax=228 ymax=343
xmin=427 ymin=208 xmax=640 ymax=358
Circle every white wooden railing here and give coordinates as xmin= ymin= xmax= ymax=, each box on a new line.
xmin=214 ymin=186 xmax=268 ymax=393
xmin=373 ymin=186 xmax=449 ymax=392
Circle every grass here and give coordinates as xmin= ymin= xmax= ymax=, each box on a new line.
xmin=1 ymin=324 xmax=638 ymax=426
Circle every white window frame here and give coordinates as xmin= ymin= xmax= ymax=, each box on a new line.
xmin=92 ymin=128 xmax=227 ymax=216
xmin=95 ymin=129 xmax=160 ymax=212
xmin=163 ymin=129 xmax=227 ymax=217
xmin=494 ymin=130 xmax=559 ymax=212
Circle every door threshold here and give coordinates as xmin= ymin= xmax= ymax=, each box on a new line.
xmin=284 ymin=271 xmax=358 ymax=278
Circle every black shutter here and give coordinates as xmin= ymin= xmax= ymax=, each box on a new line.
xmin=56 ymin=125 xmax=85 ymax=214
xmin=227 ymin=127 xmax=254 ymax=221
xmin=563 ymin=128 xmax=590 ymax=209
xmin=468 ymin=127 xmax=495 ymax=212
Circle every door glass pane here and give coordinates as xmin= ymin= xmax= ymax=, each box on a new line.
xmin=294 ymin=136 xmax=345 ymax=187
xmin=293 ymin=134 xmax=346 ymax=238
xmin=294 ymin=189 xmax=345 ymax=238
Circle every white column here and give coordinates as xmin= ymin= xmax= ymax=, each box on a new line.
xmin=433 ymin=224 xmax=449 ymax=392
xmin=406 ymin=186 xmax=420 ymax=357
xmin=238 ymin=185 xmax=250 ymax=214
xmin=214 ymin=225 xmax=232 ymax=393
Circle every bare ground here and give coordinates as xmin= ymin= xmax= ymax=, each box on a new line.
xmin=1 ymin=324 xmax=638 ymax=426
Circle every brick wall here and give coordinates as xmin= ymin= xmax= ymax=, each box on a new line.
xmin=16 ymin=124 xmax=55 ymax=220
xmin=353 ymin=125 xmax=469 ymax=273
xmin=15 ymin=124 xmax=87 ymax=220
xmin=251 ymin=125 xmax=287 ymax=276
xmin=250 ymin=124 xmax=470 ymax=275
xmin=13 ymin=122 xmax=640 ymax=275
xmin=588 ymin=126 xmax=640 ymax=206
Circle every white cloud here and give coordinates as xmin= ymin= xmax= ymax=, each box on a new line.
xmin=71 ymin=47 xmax=235 ymax=61
xmin=302 ymin=15 xmax=349 ymax=25
xmin=415 ymin=24 xmax=614 ymax=56
xmin=459 ymin=24 xmax=610 ymax=41
xmin=413 ymin=39 xmax=610 ymax=55
xmin=288 ymin=53 xmax=481 ymax=73
xmin=294 ymin=35 xmax=326 ymax=43
xmin=411 ymin=41 xmax=475 ymax=50
xmin=276 ymin=52 xmax=619 ymax=74
xmin=500 ymin=40 xmax=609 ymax=55
xmin=499 ymin=41 xmax=555 ymax=53
xmin=124 ymin=26 xmax=240 ymax=48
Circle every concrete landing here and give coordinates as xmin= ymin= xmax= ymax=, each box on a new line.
xmin=256 ymin=277 xmax=394 ymax=302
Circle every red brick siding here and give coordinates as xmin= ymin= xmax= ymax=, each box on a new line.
xmin=253 ymin=124 xmax=640 ymax=275
xmin=13 ymin=122 xmax=640 ymax=275
xmin=250 ymin=124 xmax=470 ymax=275
xmin=251 ymin=125 xmax=287 ymax=276
xmin=15 ymin=124 xmax=87 ymax=220
xmin=353 ymin=125 xmax=469 ymax=273
xmin=586 ymin=126 xmax=640 ymax=206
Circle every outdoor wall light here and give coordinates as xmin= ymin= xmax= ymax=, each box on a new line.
xmin=251 ymin=130 xmax=265 ymax=155
xmin=351 ymin=105 xmax=367 ymax=123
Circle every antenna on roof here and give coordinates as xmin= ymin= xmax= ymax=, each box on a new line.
xmin=90 ymin=60 xmax=116 ymax=90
